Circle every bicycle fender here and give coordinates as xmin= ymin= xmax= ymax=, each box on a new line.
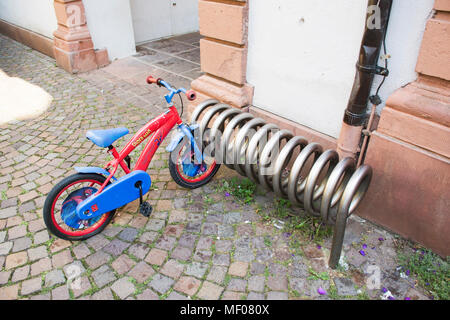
xmin=75 ymin=167 xmax=117 ymax=181
xmin=166 ymin=123 xmax=200 ymax=152
xmin=76 ymin=170 xmax=151 ymax=220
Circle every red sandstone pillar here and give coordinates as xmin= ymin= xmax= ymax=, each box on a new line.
xmin=53 ymin=0 xmax=98 ymax=73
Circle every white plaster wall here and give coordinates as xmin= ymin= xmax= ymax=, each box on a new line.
xmin=130 ymin=0 xmax=199 ymax=44
xmin=82 ymin=0 xmax=136 ymax=60
xmin=0 ymin=0 xmax=57 ymax=38
xmin=246 ymin=0 xmax=434 ymax=138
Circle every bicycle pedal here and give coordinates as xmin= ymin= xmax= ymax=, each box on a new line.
xmin=139 ymin=202 xmax=153 ymax=217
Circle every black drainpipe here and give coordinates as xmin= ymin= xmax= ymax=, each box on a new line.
xmin=343 ymin=0 xmax=393 ymax=127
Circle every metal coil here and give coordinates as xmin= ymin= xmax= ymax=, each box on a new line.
xmin=190 ymin=100 xmax=373 ymax=268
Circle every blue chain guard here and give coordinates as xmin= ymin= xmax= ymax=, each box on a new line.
xmin=61 ymin=187 xmax=100 ymax=229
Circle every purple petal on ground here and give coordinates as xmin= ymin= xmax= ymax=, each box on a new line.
xmin=225 ymin=192 xmax=230 ymax=197
xmin=317 ymin=287 xmax=327 ymax=295
xmin=359 ymin=250 xmax=366 ymax=256
xmin=388 ymin=296 xmax=395 ymax=300
xmin=362 ymin=244 xmax=367 ymax=249
xmin=378 ymin=237 xmax=384 ymax=241
xmin=382 ymin=288 xmax=388 ymax=293
xmin=404 ymin=297 xmax=411 ymax=300
xmin=317 ymin=245 xmax=322 ymax=249
xmin=371 ymin=247 xmax=376 ymax=250
xmin=406 ymin=270 xmax=410 ymax=276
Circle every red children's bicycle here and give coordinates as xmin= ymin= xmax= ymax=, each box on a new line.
xmin=43 ymin=76 xmax=220 ymax=241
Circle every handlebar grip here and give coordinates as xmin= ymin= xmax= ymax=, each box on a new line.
xmin=146 ymin=76 xmax=158 ymax=85
xmin=186 ymin=90 xmax=197 ymax=101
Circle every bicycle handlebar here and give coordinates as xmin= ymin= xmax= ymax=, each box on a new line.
xmin=146 ymin=75 xmax=196 ymax=102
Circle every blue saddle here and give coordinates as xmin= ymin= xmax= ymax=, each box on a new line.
xmin=86 ymin=127 xmax=129 ymax=148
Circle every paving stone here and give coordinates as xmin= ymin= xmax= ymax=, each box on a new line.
xmin=28 ymin=245 xmax=48 ymax=261
xmin=202 ymin=223 xmax=218 ymax=235
xmin=52 ymin=285 xmax=70 ymax=300
xmin=185 ymin=222 xmax=201 ymax=233
xmin=227 ymin=278 xmax=247 ymax=292
xmin=0 ymin=231 xmax=6 ymax=243
xmin=145 ymin=248 xmax=168 ymax=266
xmin=111 ymin=277 xmax=136 ymax=299
xmin=73 ymin=243 xmax=91 ymax=259
xmin=0 ymin=284 xmax=19 ymax=300
xmin=216 ymin=240 xmax=233 ymax=253
xmin=185 ymin=261 xmax=209 ymax=278
xmin=170 ymin=247 xmax=192 ymax=261
xmin=86 ymin=234 xmax=109 ymax=250
xmin=213 ymin=253 xmax=230 ymax=266
xmin=85 ymin=251 xmax=111 ymax=269
xmin=0 ymin=271 xmax=11 ymax=285
xmin=128 ymin=261 xmax=155 ymax=283
xmin=197 ymin=281 xmax=224 ymax=300
xmin=248 ymin=275 xmax=265 ymax=292
xmin=250 ymin=261 xmax=266 ymax=275
xmin=247 ymin=292 xmax=265 ymax=300
xmin=269 ymin=262 xmax=288 ymax=275
xmin=31 ymin=257 xmax=52 ymax=276
xmin=103 ymin=239 xmax=130 ymax=256
xmin=267 ymin=291 xmax=288 ymax=300
xmin=139 ymin=231 xmax=159 ymax=244
xmin=197 ymin=236 xmax=213 ymax=250
xmin=8 ymin=225 xmax=27 ymax=240
xmin=0 ymin=241 xmax=13 ymax=255
xmin=71 ymin=276 xmax=92 ymax=298
xmin=218 ymin=225 xmax=234 ymax=238
xmin=149 ymin=274 xmax=175 ymax=294
xmin=45 ymin=269 xmax=66 ymax=287
xmin=91 ymin=287 xmax=114 ymax=300
xmin=289 ymin=260 xmax=309 ymax=278
xmin=160 ymin=259 xmax=185 ymax=279
xmin=52 ymin=249 xmax=73 ymax=268
xmin=178 ymin=233 xmax=198 ymax=248
xmin=136 ymin=288 xmax=159 ymax=300
xmin=164 ymin=224 xmax=184 ymax=238
xmin=112 ymin=254 xmax=136 ymax=274
xmin=234 ymin=248 xmax=254 ymax=262
xmin=12 ymin=265 xmax=30 ymax=282
xmin=267 ymin=276 xmax=288 ymax=291
xmin=119 ymin=227 xmax=139 ymax=242
xmin=49 ymin=238 xmax=71 ymax=253
xmin=224 ymin=212 xmax=241 ymax=224
xmin=92 ymin=265 xmax=117 ymax=288
xmin=147 ymin=219 xmax=167 ymax=233
xmin=33 ymin=230 xmax=50 ymax=245
xmin=102 ymin=226 xmax=123 ymax=238
xmin=155 ymin=235 xmax=176 ymax=251
xmin=222 ymin=291 xmax=244 ymax=300
xmin=12 ymin=236 xmax=32 ymax=252
xmin=168 ymin=210 xmax=187 ymax=224
xmin=206 ymin=266 xmax=227 ymax=284
xmin=174 ymin=276 xmax=201 ymax=296
xmin=63 ymin=261 xmax=86 ymax=279
xmin=334 ymin=278 xmax=358 ymax=296
xmin=0 ymin=207 xmax=16 ymax=219
xmin=193 ymin=250 xmax=212 ymax=262
xmin=5 ymin=251 xmax=28 ymax=269
xmin=229 ymin=261 xmax=249 ymax=277
xmin=128 ymin=243 xmax=150 ymax=260
xmin=21 ymin=277 xmax=42 ymax=296
xmin=166 ymin=291 xmax=189 ymax=300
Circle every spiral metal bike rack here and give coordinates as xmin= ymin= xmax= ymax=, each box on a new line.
xmin=191 ymin=100 xmax=373 ymax=269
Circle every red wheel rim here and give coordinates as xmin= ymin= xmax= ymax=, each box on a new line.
xmin=50 ymin=179 xmax=110 ymax=237
xmin=175 ymin=146 xmax=217 ymax=183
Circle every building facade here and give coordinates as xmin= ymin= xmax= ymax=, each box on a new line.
xmin=0 ymin=0 xmax=449 ymax=256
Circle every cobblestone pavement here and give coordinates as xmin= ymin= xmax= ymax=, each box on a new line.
xmin=0 ymin=33 xmax=431 ymax=300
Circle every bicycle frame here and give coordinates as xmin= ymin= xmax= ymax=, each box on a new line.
xmin=98 ymin=105 xmax=182 ymax=193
